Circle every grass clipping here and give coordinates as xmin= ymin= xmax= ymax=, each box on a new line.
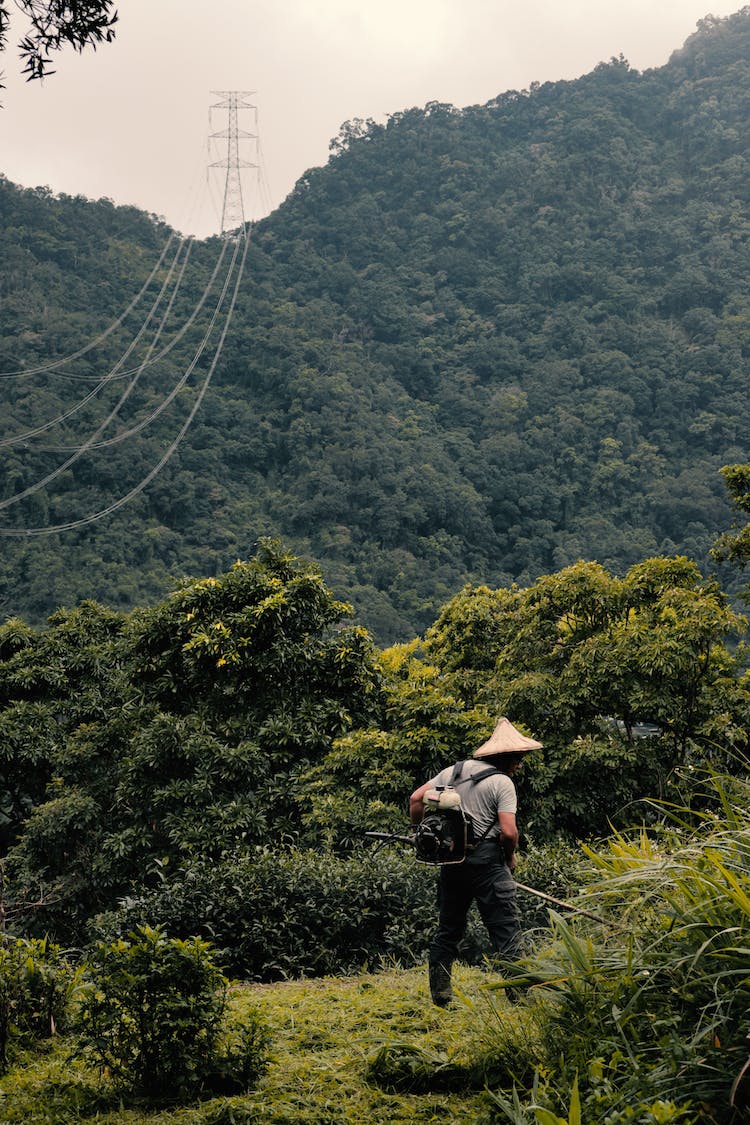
xmin=0 ymin=963 xmax=530 ymax=1124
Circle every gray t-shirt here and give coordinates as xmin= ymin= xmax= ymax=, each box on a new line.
xmin=427 ymin=759 xmax=517 ymax=842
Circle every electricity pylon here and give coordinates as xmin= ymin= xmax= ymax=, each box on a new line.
xmin=209 ymin=91 xmax=259 ymax=237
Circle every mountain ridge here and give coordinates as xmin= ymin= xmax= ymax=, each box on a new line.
xmin=2 ymin=9 xmax=750 ymax=640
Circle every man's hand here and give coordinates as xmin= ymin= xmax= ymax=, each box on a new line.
xmin=508 ymin=853 xmax=517 ymax=872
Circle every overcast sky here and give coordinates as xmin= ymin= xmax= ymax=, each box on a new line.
xmin=0 ymin=1 xmax=743 ymax=238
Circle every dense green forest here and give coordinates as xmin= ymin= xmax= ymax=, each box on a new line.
xmin=3 ymin=10 xmax=750 ymax=640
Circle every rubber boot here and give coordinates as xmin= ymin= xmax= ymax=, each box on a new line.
xmin=428 ymin=961 xmax=453 ymax=1007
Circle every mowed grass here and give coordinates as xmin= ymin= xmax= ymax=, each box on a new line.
xmin=0 ymin=964 xmax=523 ymax=1124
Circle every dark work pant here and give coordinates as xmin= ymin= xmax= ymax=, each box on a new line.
xmin=429 ymin=843 xmax=521 ymax=973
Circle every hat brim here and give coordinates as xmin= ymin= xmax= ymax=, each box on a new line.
xmin=473 ymin=717 xmax=543 ymax=758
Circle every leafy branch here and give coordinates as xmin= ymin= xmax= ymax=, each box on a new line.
xmin=0 ymin=0 xmax=118 ymax=85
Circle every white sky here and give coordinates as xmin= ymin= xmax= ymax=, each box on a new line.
xmin=0 ymin=1 xmax=743 ymax=238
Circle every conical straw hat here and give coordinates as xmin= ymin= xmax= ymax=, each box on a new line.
xmin=473 ymin=716 xmax=543 ymax=758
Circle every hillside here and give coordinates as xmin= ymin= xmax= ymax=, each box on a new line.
xmin=3 ymin=9 xmax=750 ymax=640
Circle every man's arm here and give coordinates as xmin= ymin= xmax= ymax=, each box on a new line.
xmin=409 ymin=782 xmax=431 ymax=826
xmin=498 ymin=811 xmax=519 ymax=870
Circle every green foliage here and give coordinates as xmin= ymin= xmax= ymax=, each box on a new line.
xmin=5 ymin=11 xmax=750 ymax=640
xmin=423 ymin=585 xmax=520 ymax=701
xmin=125 ymin=539 xmax=379 ymax=744
xmin=0 ymin=601 xmax=126 ymax=851
xmin=0 ymin=0 xmax=118 ymax=83
xmin=91 ymin=848 xmax=442 ymax=981
xmin=0 ymin=936 xmax=80 ymax=1071
xmin=514 ymin=839 xmax=595 ymax=935
xmin=0 ymin=964 xmax=498 ymax=1122
xmin=295 ymin=639 xmax=493 ymax=849
xmin=9 ymin=540 xmax=747 ymax=952
xmin=76 ymin=925 xmax=269 ymax=1099
xmin=5 ymin=542 xmax=383 ymax=938
xmin=366 ymin=1041 xmax=475 ymax=1093
xmin=425 ymin=557 xmax=750 ymax=839
xmin=484 ymin=772 xmax=750 ymax=1123
xmin=207 ymin=1007 xmax=271 ymax=1096
xmin=713 ymin=461 xmax=750 ymax=573
xmin=91 ymin=840 xmax=591 ymax=984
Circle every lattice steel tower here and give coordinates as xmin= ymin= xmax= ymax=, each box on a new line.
xmin=209 ymin=91 xmax=259 ymax=237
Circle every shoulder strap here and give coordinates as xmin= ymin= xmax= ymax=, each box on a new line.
xmin=469 ymin=765 xmax=500 ymax=784
xmin=450 ymin=762 xmax=502 ymax=848
xmin=449 ymin=762 xmax=499 ymax=787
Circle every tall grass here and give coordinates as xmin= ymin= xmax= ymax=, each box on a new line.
xmin=485 ymin=771 xmax=750 ymax=1124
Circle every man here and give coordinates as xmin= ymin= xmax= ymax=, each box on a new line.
xmin=409 ymin=716 xmax=542 ymax=1007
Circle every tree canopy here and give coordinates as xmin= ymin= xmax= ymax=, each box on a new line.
xmin=3 ymin=540 xmax=382 ymax=935
xmin=4 ymin=539 xmax=750 ymax=941
xmin=712 ymin=460 xmax=750 ymax=571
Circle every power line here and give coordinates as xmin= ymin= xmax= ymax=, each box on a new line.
xmin=1 ymin=91 xmax=261 ymax=536
xmin=256 ymin=137 xmax=275 ymax=216
xmin=32 ymin=241 xmax=233 ymax=452
xmin=0 ymin=233 xmax=181 ymax=380
xmin=0 ymin=229 xmax=250 ymax=537
xmin=0 ymin=237 xmax=193 ymax=499
xmin=0 ymin=239 xmax=194 ymax=449
xmin=14 ymin=237 xmax=232 ymax=388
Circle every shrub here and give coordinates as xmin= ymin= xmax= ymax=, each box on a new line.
xmin=209 ymin=1004 xmax=271 ymax=1095
xmin=0 ymin=936 xmax=80 ymax=1071
xmin=91 ymin=841 xmax=595 ymax=982
xmin=75 ymin=925 xmax=269 ymax=1100
xmin=91 ymin=846 xmax=505 ymax=980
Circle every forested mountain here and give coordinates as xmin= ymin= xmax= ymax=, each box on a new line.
xmin=3 ymin=8 xmax=750 ymax=640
